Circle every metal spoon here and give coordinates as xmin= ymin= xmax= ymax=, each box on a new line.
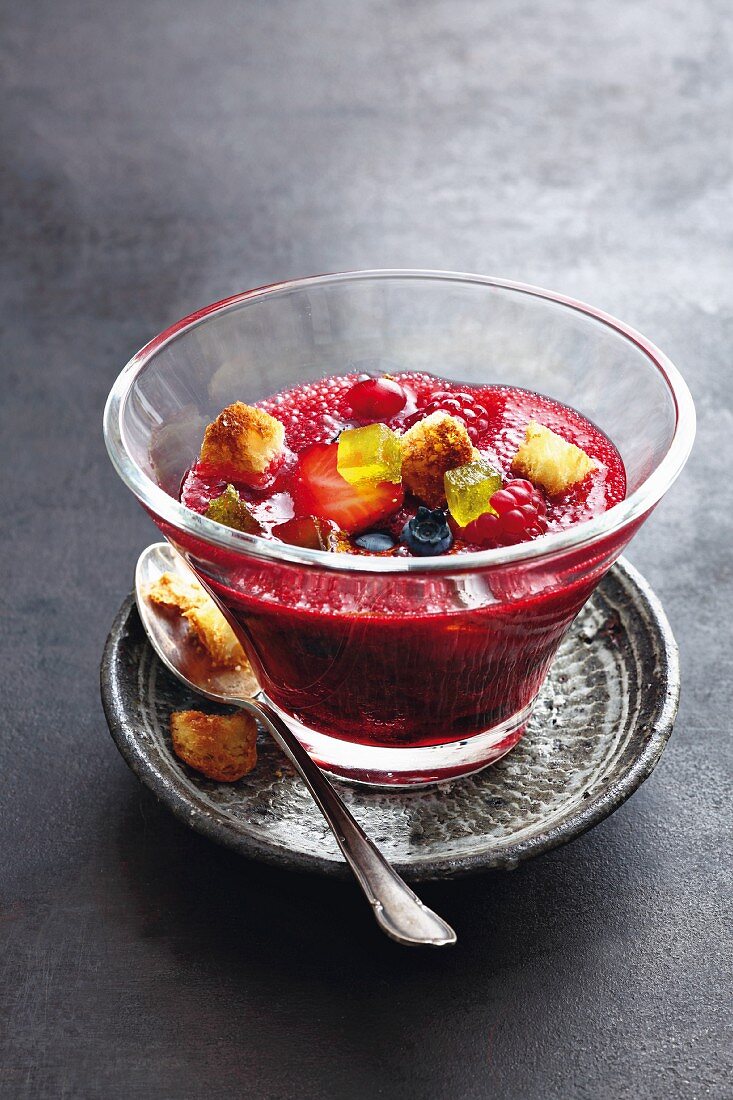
xmin=135 ymin=542 xmax=457 ymax=947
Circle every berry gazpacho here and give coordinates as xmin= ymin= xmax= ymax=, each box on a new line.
xmin=175 ymin=371 xmax=626 ymax=779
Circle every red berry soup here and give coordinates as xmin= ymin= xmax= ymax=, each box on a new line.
xmin=176 ymin=372 xmax=626 ymax=767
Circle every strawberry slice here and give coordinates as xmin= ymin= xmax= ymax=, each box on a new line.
xmin=292 ymin=443 xmax=403 ymax=534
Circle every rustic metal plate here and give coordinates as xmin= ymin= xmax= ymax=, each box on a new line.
xmin=100 ymin=557 xmax=679 ymax=880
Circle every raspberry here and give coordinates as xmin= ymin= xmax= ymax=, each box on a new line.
xmin=402 ymin=390 xmax=492 ymax=442
xmin=458 ymin=479 xmax=548 ymax=547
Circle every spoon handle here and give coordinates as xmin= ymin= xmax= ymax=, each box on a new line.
xmin=234 ymin=696 xmax=456 ymax=947
xmin=172 ymin=548 xmax=455 ymax=946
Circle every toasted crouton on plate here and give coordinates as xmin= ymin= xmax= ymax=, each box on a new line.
xmin=400 ymin=412 xmax=474 ymax=507
xmin=199 ymin=401 xmax=285 ymax=480
xmin=170 ymin=711 xmax=257 ymax=781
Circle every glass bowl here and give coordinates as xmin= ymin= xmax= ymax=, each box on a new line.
xmin=104 ymin=271 xmax=695 ymax=786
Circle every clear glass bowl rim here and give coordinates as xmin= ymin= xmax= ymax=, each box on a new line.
xmin=103 ymin=269 xmax=696 ymax=574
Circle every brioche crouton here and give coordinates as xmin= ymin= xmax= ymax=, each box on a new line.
xmin=511 ymin=420 xmax=596 ymax=496
xmin=183 ymin=602 xmax=247 ymax=669
xmin=400 ymin=412 xmax=474 ymax=507
xmin=199 ymin=402 xmax=285 ymax=480
xmin=145 ymin=571 xmax=207 ymax=614
xmin=146 ymin=569 xmax=251 ymax=674
xmin=170 ymin=711 xmax=257 ymax=781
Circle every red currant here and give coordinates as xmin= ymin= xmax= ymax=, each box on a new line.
xmin=459 ymin=479 xmax=548 ymax=547
xmin=346 ymin=377 xmax=407 ymax=420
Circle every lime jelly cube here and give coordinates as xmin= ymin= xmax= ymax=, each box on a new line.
xmin=337 ymin=423 xmax=402 ymax=485
xmin=444 ymin=458 xmax=503 ymax=527
xmin=205 ymin=483 xmax=262 ymax=533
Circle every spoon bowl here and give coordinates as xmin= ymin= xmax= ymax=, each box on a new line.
xmin=135 ymin=541 xmax=258 ymax=703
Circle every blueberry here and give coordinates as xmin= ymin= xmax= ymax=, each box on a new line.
xmin=353 ymin=531 xmax=397 ymax=553
xmin=401 ymin=507 xmax=453 ymax=556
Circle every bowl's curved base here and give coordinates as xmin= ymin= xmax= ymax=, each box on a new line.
xmin=265 ymin=697 xmax=533 ymax=787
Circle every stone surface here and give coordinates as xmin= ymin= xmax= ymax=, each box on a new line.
xmin=1 ymin=2 xmax=730 ymax=1098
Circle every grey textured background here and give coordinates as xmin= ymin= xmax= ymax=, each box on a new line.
xmin=1 ymin=2 xmax=731 ymax=1098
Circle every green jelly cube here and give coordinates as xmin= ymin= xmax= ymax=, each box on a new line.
xmin=444 ymin=459 xmax=503 ymax=527
xmin=205 ymin=484 xmax=261 ymax=534
xmin=337 ymin=423 xmax=402 ymax=485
